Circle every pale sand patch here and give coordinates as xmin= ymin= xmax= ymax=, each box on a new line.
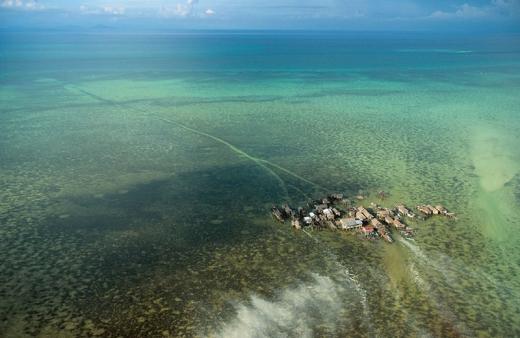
xmin=471 ymin=125 xmax=518 ymax=192
xmin=474 ymin=187 xmax=516 ymax=242
xmin=471 ymin=124 xmax=520 ymax=242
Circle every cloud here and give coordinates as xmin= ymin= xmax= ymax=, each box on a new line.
xmin=2 ymin=0 xmax=519 ymax=30
xmin=430 ymin=3 xmax=490 ymax=19
xmin=160 ymin=0 xmax=199 ymax=17
xmin=175 ymin=0 xmax=199 ymax=17
xmin=79 ymin=4 xmax=125 ymax=16
xmin=1 ymin=0 xmax=44 ymax=10
xmin=492 ymin=0 xmax=520 ymax=16
xmin=429 ymin=0 xmax=520 ymax=19
xmin=102 ymin=5 xmax=125 ymax=16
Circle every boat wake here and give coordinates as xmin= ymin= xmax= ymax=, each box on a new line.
xmin=398 ymin=237 xmax=428 ymax=261
xmin=301 ymin=229 xmax=372 ymax=332
xmin=408 ymin=262 xmax=430 ymax=293
xmin=398 ymin=237 xmax=454 ymax=283
xmin=70 ymin=84 xmax=374 ymax=336
xmin=399 ymin=238 xmax=473 ymax=336
xmin=66 ymin=84 xmax=330 ymax=203
xmin=399 ymin=237 xmax=499 ymax=288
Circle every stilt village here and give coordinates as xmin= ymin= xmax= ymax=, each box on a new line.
xmin=271 ymin=193 xmax=455 ymax=243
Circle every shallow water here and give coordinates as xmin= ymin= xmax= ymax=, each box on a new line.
xmin=1 ymin=31 xmax=520 ymax=337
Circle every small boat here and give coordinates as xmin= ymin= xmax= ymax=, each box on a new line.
xmin=271 ymin=207 xmax=284 ymax=223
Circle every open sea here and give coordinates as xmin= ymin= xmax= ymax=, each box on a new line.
xmin=1 ymin=31 xmax=519 ymax=337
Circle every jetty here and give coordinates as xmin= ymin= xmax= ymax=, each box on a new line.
xmin=271 ymin=193 xmax=454 ymax=244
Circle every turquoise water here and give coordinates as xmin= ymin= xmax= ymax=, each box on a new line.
xmin=1 ymin=31 xmax=520 ymax=337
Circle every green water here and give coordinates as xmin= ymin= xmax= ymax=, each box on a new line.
xmin=1 ymin=32 xmax=519 ymax=337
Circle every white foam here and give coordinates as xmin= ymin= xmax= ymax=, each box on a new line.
xmin=213 ymin=274 xmax=352 ymax=338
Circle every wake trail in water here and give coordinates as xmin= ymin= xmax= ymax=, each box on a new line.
xmin=258 ymin=159 xmax=327 ymax=191
xmin=398 ymin=237 xmax=456 ymax=291
xmin=211 ymin=231 xmax=373 ymax=338
xmin=401 ymin=236 xmax=504 ymax=299
xmin=398 ymin=237 xmax=429 ymax=261
xmin=66 ymin=84 xmax=335 ymax=202
xmin=287 ymin=184 xmax=312 ymax=200
xmin=301 ymin=228 xmax=373 ymax=334
xmin=155 ymin=116 xmax=292 ymax=202
xmin=66 ymin=85 xmax=307 ymax=202
xmin=398 ymin=237 xmax=473 ymax=336
xmin=70 ymin=85 xmax=373 ymax=334
xmin=398 ymin=237 xmax=461 ymax=285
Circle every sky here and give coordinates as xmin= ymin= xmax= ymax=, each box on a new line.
xmin=1 ymin=0 xmax=519 ymax=31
